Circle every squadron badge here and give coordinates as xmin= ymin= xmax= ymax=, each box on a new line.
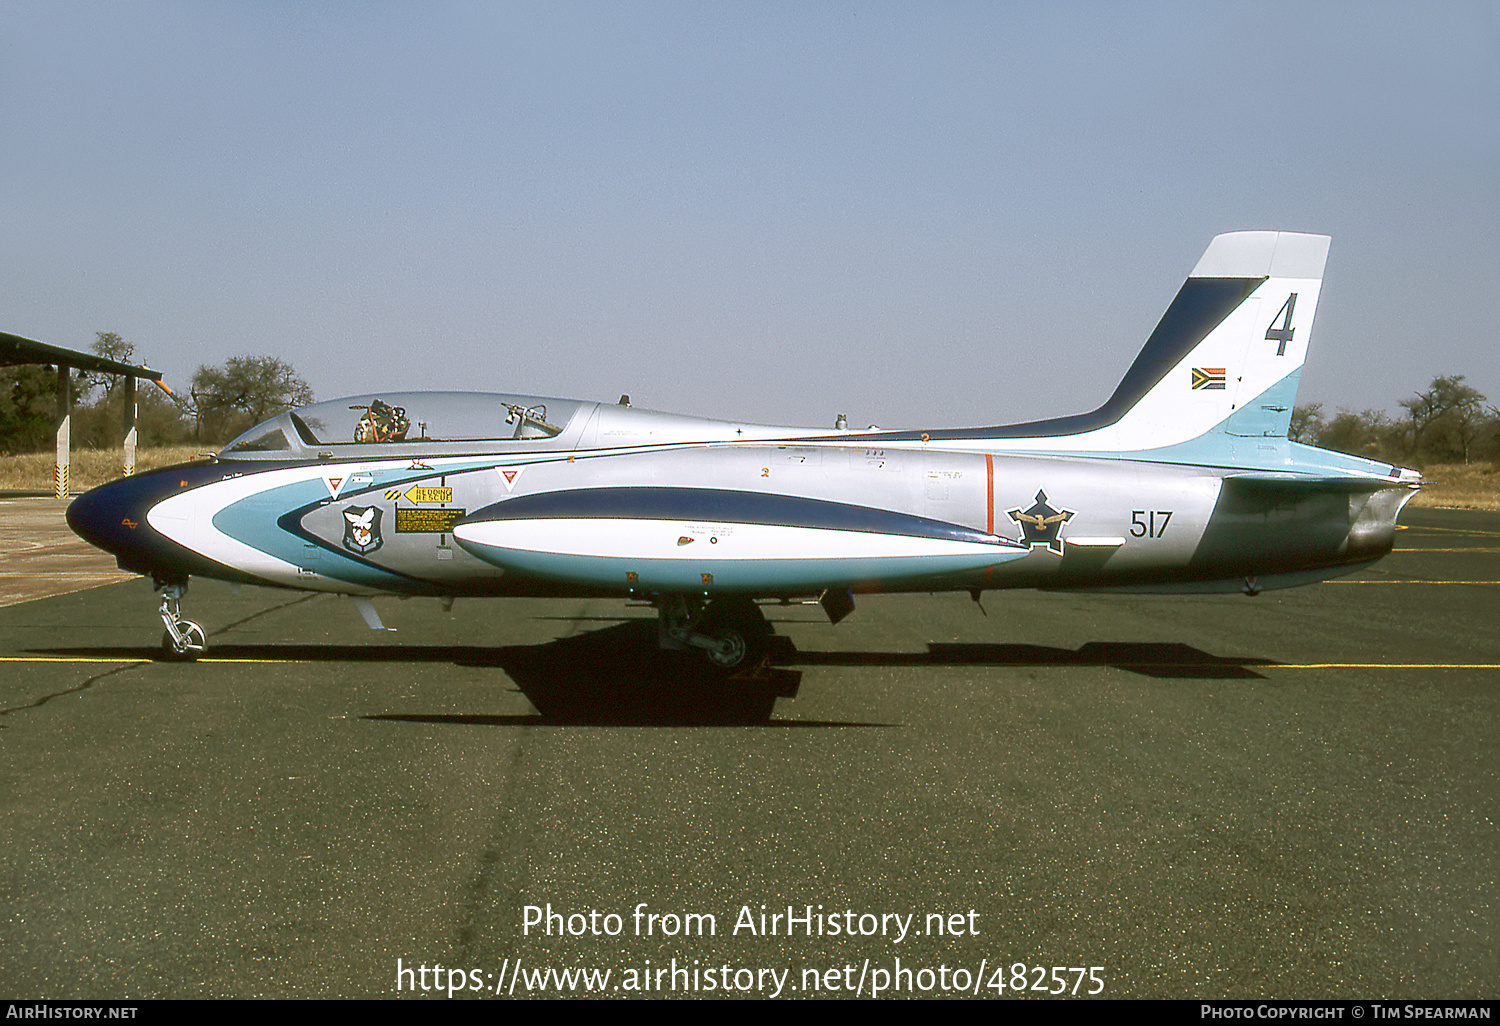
xmin=342 ymin=505 xmax=385 ymax=555
xmin=1008 ymin=490 xmax=1075 ymax=555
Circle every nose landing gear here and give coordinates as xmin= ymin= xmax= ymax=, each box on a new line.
xmin=155 ymin=579 xmax=206 ymax=660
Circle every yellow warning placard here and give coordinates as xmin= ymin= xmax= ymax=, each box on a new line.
xmin=395 ymin=507 xmax=465 ymax=533
xmin=403 ymin=486 xmax=453 ymax=504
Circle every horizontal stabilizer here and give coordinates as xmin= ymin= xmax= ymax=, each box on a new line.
xmin=1223 ymin=472 xmax=1413 ymax=493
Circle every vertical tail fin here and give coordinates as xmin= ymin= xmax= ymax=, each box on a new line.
xmin=880 ymin=231 xmax=1331 ymax=456
xmin=1100 ymin=230 xmax=1330 ymax=450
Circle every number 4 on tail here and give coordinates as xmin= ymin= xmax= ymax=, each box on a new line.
xmin=1266 ymin=293 xmax=1298 ymax=355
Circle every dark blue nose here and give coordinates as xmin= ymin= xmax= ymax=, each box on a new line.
xmin=67 ymin=463 xmax=223 ymax=579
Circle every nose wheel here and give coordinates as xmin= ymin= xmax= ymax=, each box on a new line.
xmin=161 ymin=619 xmax=206 ymax=660
xmin=156 ymin=579 xmax=206 ymax=661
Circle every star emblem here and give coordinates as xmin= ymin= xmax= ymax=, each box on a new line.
xmin=1007 ymin=490 xmax=1075 ymax=555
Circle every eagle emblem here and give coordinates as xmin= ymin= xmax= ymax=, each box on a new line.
xmin=1007 ymin=490 xmax=1075 ymax=555
xmin=342 ymin=505 xmax=385 ymax=555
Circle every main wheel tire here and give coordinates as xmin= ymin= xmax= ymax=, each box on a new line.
xmin=698 ymin=599 xmax=772 ymax=673
xmin=161 ymin=620 xmax=206 ymax=661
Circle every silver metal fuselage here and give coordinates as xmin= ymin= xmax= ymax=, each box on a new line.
xmin=63 ymin=232 xmax=1422 ymax=637
xmin=66 ymin=392 xmax=1414 ymax=603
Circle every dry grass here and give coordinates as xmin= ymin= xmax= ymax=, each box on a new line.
xmin=1406 ymin=462 xmax=1500 ymax=510
xmin=0 ymin=445 xmax=211 ymax=493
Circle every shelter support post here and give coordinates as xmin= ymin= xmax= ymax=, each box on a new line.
xmin=122 ymin=374 xmax=137 ymax=477
xmin=54 ymin=364 xmax=71 ymax=499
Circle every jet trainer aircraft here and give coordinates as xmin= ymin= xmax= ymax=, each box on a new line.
xmin=67 ymin=231 xmax=1420 ymax=669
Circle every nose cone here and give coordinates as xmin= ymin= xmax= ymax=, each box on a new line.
xmin=67 ymin=474 xmax=162 ymax=572
xmin=67 ymin=463 xmax=224 ymax=578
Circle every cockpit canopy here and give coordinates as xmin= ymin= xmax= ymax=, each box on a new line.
xmin=220 ymin=392 xmax=589 ymax=458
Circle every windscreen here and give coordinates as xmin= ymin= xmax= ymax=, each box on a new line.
xmin=221 ymin=392 xmax=584 ymax=454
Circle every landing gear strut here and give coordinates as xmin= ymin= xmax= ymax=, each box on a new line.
xmin=657 ymin=595 xmax=772 ymax=674
xmin=155 ymin=578 xmax=206 ymax=660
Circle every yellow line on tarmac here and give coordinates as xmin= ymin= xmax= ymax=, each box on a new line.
xmin=0 ymin=655 xmax=304 ymax=664
xmin=1269 ymin=663 xmax=1500 ymax=670
xmin=189 ymin=657 xmax=328 ymax=664
xmin=4 ymin=656 xmax=1499 ymax=671
xmin=0 ymin=655 xmax=457 ymax=666
xmin=0 ymin=656 xmax=152 ymax=663
xmin=1406 ymin=524 xmax=1500 ymax=539
xmin=1325 ymin=580 xmax=1500 ymax=585
xmin=0 ymin=657 xmax=153 ymax=664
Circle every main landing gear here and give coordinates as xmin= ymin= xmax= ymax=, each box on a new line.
xmin=656 ymin=595 xmax=773 ymax=675
xmin=155 ymin=578 xmax=206 ymax=661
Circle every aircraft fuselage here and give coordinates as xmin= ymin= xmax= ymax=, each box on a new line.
xmin=58 ymin=232 xmax=1423 ymax=664
xmin=68 ymin=434 xmax=1407 ymax=602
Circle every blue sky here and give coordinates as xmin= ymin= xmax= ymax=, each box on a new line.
xmin=3 ymin=2 xmax=1496 ymax=428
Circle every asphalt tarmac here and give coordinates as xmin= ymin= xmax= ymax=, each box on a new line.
xmin=0 ymin=502 xmax=1495 ymax=999
xmin=0 ymin=496 xmax=133 ymax=607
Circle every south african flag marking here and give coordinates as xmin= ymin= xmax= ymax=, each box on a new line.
xmin=1191 ymin=367 xmax=1226 ymax=390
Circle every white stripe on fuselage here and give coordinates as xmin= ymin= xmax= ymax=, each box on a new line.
xmin=453 ymin=518 xmax=1011 ymax=563
xmin=148 ymin=465 xmax=347 ymax=589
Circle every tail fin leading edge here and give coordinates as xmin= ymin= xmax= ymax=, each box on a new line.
xmin=843 ymin=231 xmax=1331 ymax=456
xmin=1102 ymin=230 xmax=1330 ymax=451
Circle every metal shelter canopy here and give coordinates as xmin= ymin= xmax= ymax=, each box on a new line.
xmin=1 ymin=331 xmax=167 ymax=497
xmin=0 ymin=331 xmax=164 ymax=380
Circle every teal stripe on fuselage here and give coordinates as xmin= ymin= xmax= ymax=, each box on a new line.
xmin=211 ymin=477 xmax=416 ymax=589
xmin=207 ymin=454 xmax=589 ymax=588
xmin=455 ymin=542 xmax=1030 ymax=594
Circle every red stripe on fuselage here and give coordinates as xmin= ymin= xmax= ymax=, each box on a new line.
xmin=985 ymin=453 xmax=994 ymax=534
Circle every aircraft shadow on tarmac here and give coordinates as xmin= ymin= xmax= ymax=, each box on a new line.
xmin=39 ymin=624 xmax=1268 ymax=726
xmin=415 ymin=620 xmax=810 ymax=727
xmin=795 ymin=640 xmax=1271 ymax=679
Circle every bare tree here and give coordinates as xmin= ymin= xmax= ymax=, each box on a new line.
xmin=190 ymin=356 xmax=315 ymax=443
xmin=1289 ymin=402 xmax=1325 ymax=444
xmin=1316 ymin=407 xmax=1398 ymax=460
xmin=1401 ymin=375 xmax=1489 ymax=463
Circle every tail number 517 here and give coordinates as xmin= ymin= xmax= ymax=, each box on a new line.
xmin=1131 ymin=510 xmax=1173 ymax=538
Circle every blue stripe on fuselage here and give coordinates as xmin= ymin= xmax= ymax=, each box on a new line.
xmin=460 ymin=487 xmax=1010 ymax=548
